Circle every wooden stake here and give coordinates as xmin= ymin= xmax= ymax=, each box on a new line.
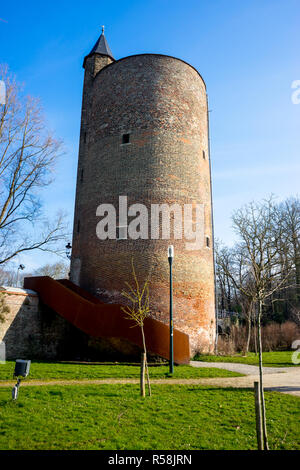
xmin=145 ymin=358 xmax=152 ymax=396
xmin=140 ymin=352 xmax=146 ymax=397
xmin=254 ymin=381 xmax=263 ymax=450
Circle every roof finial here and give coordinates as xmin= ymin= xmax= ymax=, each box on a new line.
xmin=101 ymin=25 xmax=105 ymax=34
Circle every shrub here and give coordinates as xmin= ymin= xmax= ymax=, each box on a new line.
xmin=217 ymin=321 xmax=300 ymax=354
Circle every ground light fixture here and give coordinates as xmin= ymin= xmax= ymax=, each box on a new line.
xmin=12 ymin=359 xmax=31 ymax=400
xmin=168 ymin=245 xmax=174 ymax=374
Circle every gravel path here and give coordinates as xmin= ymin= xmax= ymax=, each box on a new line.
xmin=190 ymin=361 xmax=300 ymax=397
xmin=189 ymin=361 xmax=292 ymax=375
xmin=0 ymin=368 xmax=299 ymax=396
xmin=0 ymin=363 xmax=299 ymax=397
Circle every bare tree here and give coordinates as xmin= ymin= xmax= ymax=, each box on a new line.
xmin=216 ymin=196 xmax=300 ymax=333
xmin=0 ymin=266 xmax=15 ymax=286
xmin=33 ymin=261 xmax=69 ymax=279
xmin=215 ymin=195 xmax=300 ymax=449
xmin=232 ymin=198 xmax=295 ymax=449
xmin=216 ymin=242 xmax=254 ymax=353
xmin=240 ymin=294 xmax=254 ymax=354
xmin=215 ymin=242 xmax=235 ymax=313
xmin=121 ymin=258 xmax=151 ymax=397
xmin=291 ymin=307 xmax=300 ymax=328
xmin=217 ymin=197 xmax=295 ymax=449
xmin=0 ymin=65 xmax=67 ymax=265
xmin=277 ymin=197 xmax=300 ymax=305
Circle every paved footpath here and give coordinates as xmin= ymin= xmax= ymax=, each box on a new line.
xmin=0 ymin=363 xmax=299 ymax=397
xmin=190 ymin=361 xmax=300 ymax=397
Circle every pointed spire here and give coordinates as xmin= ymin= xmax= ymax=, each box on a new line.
xmin=83 ymin=26 xmax=114 ymax=67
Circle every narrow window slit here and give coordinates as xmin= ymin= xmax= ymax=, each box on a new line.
xmin=122 ymin=134 xmax=130 ymax=144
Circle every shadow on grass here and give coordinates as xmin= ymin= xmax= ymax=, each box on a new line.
xmin=265 ymin=386 xmax=300 ymax=393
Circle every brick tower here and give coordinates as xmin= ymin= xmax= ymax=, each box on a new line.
xmin=70 ymin=29 xmax=216 ymax=355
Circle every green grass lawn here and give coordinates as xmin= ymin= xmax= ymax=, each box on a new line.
xmin=0 ymin=361 xmax=242 ymax=381
xmin=0 ymin=384 xmax=298 ymax=450
xmin=193 ymin=351 xmax=299 ymax=367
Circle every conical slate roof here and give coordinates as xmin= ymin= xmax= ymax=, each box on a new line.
xmin=90 ymin=32 xmax=114 ymax=58
xmin=83 ymin=28 xmax=114 ymax=66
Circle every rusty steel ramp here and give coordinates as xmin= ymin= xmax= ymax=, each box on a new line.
xmin=23 ymin=276 xmax=190 ymax=364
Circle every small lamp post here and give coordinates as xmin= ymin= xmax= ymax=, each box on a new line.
xmin=168 ymin=245 xmax=174 ymax=374
xmin=65 ymin=242 xmax=72 ymax=260
xmin=16 ymin=264 xmax=25 ymax=287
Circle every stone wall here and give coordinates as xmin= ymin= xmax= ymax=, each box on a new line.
xmin=0 ymin=287 xmax=147 ymax=361
xmin=0 ymin=287 xmax=88 ymax=360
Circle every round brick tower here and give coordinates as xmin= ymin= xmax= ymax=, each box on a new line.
xmin=70 ymin=30 xmax=216 ymax=355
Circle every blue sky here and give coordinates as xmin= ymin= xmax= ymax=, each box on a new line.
xmin=1 ymin=0 xmax=299 ymax=271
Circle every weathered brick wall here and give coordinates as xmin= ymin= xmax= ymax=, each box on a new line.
xmin=71 ymin=53 xmax=114 ymax=276
xmin=71 ymin=54 xmax=216 ymax=355
xmin=0 ymin=288 xmax=87 ymax=360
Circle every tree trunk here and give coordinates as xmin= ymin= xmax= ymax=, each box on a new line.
xmin=292 ymin=236 xmax=300 ymax=303
xmin=215 ymin=312 xmax=219 ymax=355
xmin=257 ymin=300 xmax=269 ymax=450
xmin=253 ymin=311 xmax=258 ymax=355
xmin=245 ymin=313 xmax=251 ymax=354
